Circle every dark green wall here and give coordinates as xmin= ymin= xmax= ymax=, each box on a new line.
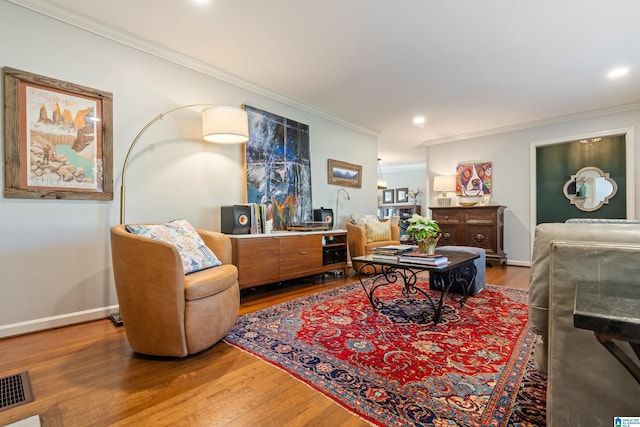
xmin=536 ymin=135 xmax=626 ymax=224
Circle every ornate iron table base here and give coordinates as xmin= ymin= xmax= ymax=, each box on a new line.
xmin=356 ymin=258 xmax=477 ymax=325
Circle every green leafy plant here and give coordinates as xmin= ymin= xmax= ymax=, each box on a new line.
xmin=406 ymin=214 xmax=440 ymax=241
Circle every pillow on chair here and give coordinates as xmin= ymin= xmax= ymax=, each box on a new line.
xmin=365 ymin=221 xmax=391 ymax=242
xmin=125 ymin=218 xmax=221 ymax=274
xmin=350 ymin=213 xmax=380 ymax=226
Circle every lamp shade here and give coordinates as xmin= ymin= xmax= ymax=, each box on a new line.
xmin=202 ymin=106 xmax=249 ymax=144
xmin=433 ymin=175 xmax=456 ymax=192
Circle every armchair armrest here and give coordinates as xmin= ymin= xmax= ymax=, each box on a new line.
xmin=196 ymin=228 xmax=232 ymax=265
xmin=347 ymin=222 xmax=367 ymax=259
xmin=110 ymin=225 xmax=187 ymax=355
xmin=390 ymin=224 xmax=400 ymax=241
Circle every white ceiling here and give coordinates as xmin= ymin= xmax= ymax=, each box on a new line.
xmin=11 ymin=0 xmax=640 ymax=167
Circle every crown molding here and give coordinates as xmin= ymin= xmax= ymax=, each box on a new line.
xmin=381 ymin=163 xmax=426 ymax=173
xmin=422 ymin=101 xmax=640 ymax=146
xmin=7 ymin=0 xmax=380 ymax=139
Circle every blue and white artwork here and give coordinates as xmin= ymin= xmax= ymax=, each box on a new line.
xmin=244 ymin=105 xmax=312 ymax=230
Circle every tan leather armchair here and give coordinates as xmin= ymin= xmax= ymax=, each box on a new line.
xmin=347 ymin=221 xmax=400 ymax=274
xmin=110 ymin=225 xmax=239 ymax=357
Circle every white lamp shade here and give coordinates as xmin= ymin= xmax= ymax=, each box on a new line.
xmin=202 ymin=106 xmax=249 ymax=144
xmin=433 ymin=175 xmax=456 ymax=192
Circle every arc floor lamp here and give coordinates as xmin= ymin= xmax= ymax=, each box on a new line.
xmin=118 ymin=104 xmax=249 ymax=224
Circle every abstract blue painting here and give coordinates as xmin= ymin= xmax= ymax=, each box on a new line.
xmin=244 ymin=105 xmax=312 ymax=230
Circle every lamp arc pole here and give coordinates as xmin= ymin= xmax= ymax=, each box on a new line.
xmin=119 ymin=104 xmax=217 ymax=224
xmin=334 ymin=188 xmax=351 ymax=229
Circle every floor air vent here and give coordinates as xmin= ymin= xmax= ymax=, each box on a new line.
xmin=0 ymin=371 xmax=34 ymax=411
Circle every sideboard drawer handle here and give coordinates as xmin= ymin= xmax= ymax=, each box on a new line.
xmin=442 ymin=232 xmax=451 ymax=240
xmin=475 ymin=234 xmax=485 ymax=242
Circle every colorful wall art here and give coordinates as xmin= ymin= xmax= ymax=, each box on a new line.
xmin=456 ymin=161 xmax=493 ymax=196
xmin=244 ymin=105 xmax=312 ymax=230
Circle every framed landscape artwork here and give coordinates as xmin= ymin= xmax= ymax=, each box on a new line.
xmin=3 ymin=67 xmax=113 ymax=200
xmin=243 ymin=105 xmax=312 ymax=230
xmin=327 ymin=159 xmax=362 ymax=188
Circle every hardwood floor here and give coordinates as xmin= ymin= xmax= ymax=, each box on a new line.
xmin=0 ymin=266 xmax=530 ymax=427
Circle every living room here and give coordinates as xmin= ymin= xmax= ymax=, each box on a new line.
xmin=1 ymin=1 xmax=640 ymax=425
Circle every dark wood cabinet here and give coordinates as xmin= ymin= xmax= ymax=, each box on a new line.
xmin=230 ymin=230 xmax=347 ymax=289
xmin=429 ymin=205 xmax=507 ymax=267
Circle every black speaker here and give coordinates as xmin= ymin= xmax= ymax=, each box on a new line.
xmin=313 ymin=207 xmax=334 ymax=229
xmin=221 ymin=205 xmax=251 ymax=235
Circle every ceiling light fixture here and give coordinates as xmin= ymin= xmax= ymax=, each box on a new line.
xmin=579 ymin=137 xmax=602 ymax=145
xmin=608 ymin=67 xmax=629 ymax=79
xmin=413 ymin=116 xmax=426 ymax=125
xmin=377 ymin=158 xmax=388 ymax=190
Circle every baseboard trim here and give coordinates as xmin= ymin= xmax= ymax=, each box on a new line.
xmin=0 ymin=305 xmax=119 ymax=338
xmin=506 ymin=260 xmax=531 ymax=267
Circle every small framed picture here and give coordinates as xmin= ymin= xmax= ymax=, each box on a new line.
xmin=382 ymin=189 xmax=394 ymax=204
xmin=395 ymin=187 xmax=409 ymax=203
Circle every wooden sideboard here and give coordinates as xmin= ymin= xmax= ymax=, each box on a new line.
xmin=429 ymin=205 xmax=507 ymax=267
xmin=229 ymin=230 xmax=347 ymax=289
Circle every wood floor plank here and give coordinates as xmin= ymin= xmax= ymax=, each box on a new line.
xmin=0 ymin=266 xmax=530 ymax=426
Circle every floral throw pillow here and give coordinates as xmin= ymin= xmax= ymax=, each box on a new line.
xmin=125 ymin=218 xmax=221 ymax=274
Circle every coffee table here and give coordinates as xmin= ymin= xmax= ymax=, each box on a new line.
xmin=352 ymin=251 xmax=479 ymax=324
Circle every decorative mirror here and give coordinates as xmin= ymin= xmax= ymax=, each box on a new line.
xmin=563 ymin=166 xmax=617 ymax=212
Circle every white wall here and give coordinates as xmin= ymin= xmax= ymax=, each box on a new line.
xmin=426 ymin=108 xmax=640 ymax=266
xmin=0 ymin=2 xmax=378 ymax=336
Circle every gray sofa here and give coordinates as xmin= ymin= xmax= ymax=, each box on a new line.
xmin=529 ymin=221 xmax=640 ymax=426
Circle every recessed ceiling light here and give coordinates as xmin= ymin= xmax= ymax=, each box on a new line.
xmin=607 ymin=67 xmax=629 ymax=79
xmin=413 ymin=116 xmax=426 ymax=125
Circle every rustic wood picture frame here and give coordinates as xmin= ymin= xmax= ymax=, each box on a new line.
xmin=3 ymin=67 xmax=113 ymax=200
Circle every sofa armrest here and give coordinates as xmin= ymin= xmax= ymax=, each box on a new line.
xmin=529 ymin=222 xmax=640 ymax=339
xmin=546 ymin=240 xmax=640 ymax=426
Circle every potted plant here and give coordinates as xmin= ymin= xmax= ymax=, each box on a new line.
xmin=406 ymin=214 xmax=441 ymax=254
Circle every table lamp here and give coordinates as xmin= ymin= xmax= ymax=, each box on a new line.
xmin=433 ymin=175 xmax=456 ymax=207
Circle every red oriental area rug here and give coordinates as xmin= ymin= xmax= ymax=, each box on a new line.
xmin=225 ymin=282 xmax=546 ymax=426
